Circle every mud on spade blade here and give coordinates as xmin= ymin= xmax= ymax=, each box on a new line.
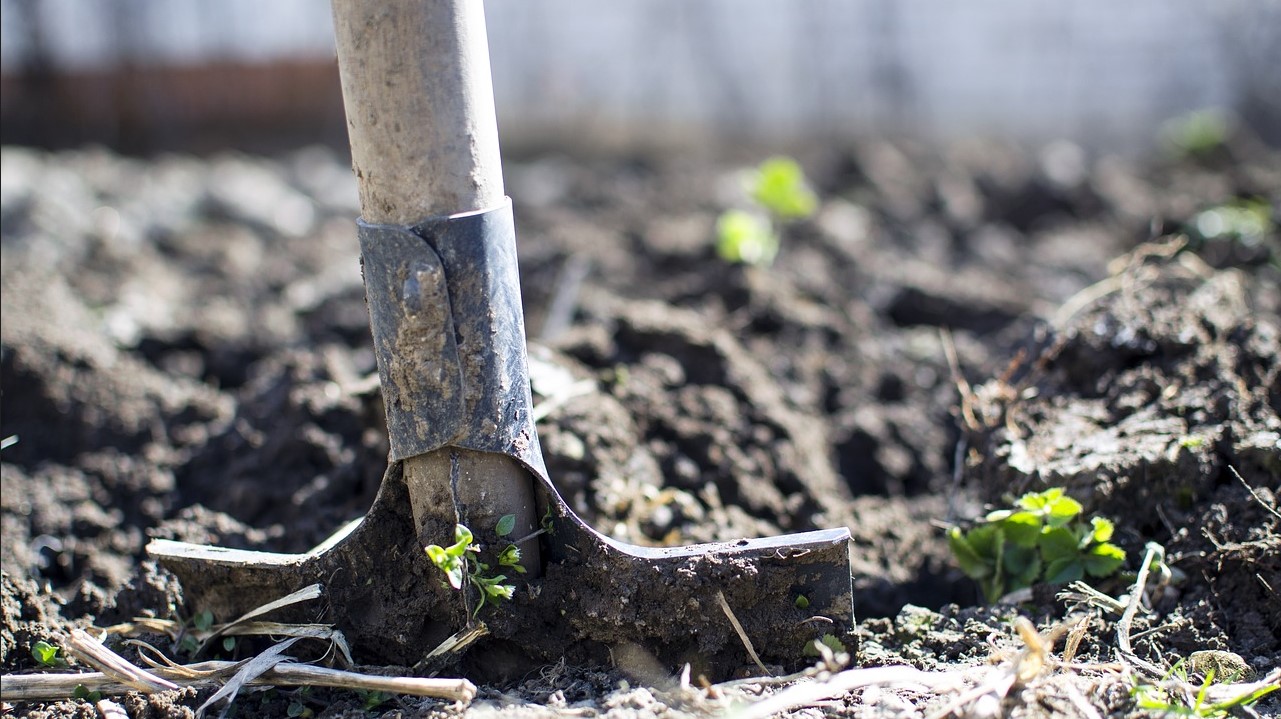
xmin=148 ymin=204 xmax=855 ymax=675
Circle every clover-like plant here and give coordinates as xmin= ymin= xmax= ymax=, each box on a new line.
xmin=716 ymin=156 xmax=818 ymax=267
xmin=425 ymin=516 xmax=526 ymax=617
xmin=948 ymin=488 xmax=1126 ymax=602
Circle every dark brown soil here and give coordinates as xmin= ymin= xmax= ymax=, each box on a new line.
xmin=1 ymin=137 xmax=1277 ymax=717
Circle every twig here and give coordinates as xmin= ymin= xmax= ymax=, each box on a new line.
xmin=716 ymin=591 xmax=769 ymax=677
xmin=1229 ymin=465 xmax=1281 ymax=521
xmin=734 ymin=665 xmax=966 ymax=719
xmin=66 ymin=629 xmax=179 ymax=694
xmin=1115 ymin=543 xmax=1165 ymax=678
xmin=939 ymin=329 xmax=979 ymax=431
xmin=1 ymin=661 xmax=477 ymax=704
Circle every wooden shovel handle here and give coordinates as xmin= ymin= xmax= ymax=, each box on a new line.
xmin=331 ymin=0 xmax=505 ymax=223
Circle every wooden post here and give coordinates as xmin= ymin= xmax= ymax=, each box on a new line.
xmin=331 ymin=0 xmax=540 ymax=574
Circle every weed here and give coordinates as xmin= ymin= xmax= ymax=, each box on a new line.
xmin=425 ymin=518 xmax=523 ymax=617
xmin=716 ymin=156 xmax=817 ymax=267
xmin=31 ymin=640 xmax=67 ymax=668
xmin=948 ymin=488 xmax=1126 ymax=602
xmin=72 ymin=684 xmax=102 ymax=703
xmin=1132 ymin=659 xmax=1276 ymax=717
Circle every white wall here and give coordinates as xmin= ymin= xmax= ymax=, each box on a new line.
xmin=2 ymin=0 xmax=1277 ymax=151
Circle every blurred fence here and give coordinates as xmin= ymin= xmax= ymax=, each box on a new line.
xmin=1 ymin=0 xmax=1278 ymax=153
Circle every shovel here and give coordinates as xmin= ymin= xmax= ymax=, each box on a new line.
xmin=148 ymin=0 xmax=853 ymax=676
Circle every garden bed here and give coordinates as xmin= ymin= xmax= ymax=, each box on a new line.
xmin=1 ymin=136 xmax=1277 ymax=717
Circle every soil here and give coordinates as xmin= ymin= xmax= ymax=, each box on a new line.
xmin=1 ymin=135 xmax=1278 ymax=718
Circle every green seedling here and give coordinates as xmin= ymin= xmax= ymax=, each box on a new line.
xmin=425 ymin=518 xmax=522 ymax=617
xmin=1189 ymin=199 xmax=1274 ymax=248
xmin=31 ymin=640 xmax=67 ymax=668
xmin=73 ymin=684 xmax=103 ymax=703
xmin=716 ymin=156 xmax=818 ymax=267
xmin=948 ymin=488 xmax=1126 ymax=602
xmin=803 ymin=633 xmax=846 ymax=658
xmin=1160 ymin=108 xmax=1231 ymax=158
xmin=751 ymin=156 xmax=819 ymax=219
xmin=717 ymin=210 xmax=777 ymax=266
xmin=357 ymin=689 xmax=392 ymax=712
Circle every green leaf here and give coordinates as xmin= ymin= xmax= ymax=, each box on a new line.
xmin=426 ymin=545 xmax=465 ymax=589
xmin=966 ymin=523 xmax=1002 ymax=558
xmin=222 ymin=637 xmax=236 ymax=653
xmin=983 ymin=508 xmax=1013 ymax=522
xmin=1000 ymin=511 xmax=1043 ymax=547
xmin=1090 ymin=516 xmax=1115 ymax=544
xmin=193 ymin=610 xmax=215 ymax=633
xmin=447 ymin=524 xmax=474 ymax=557
xmin=1038 ymin=526 xmax=1081 ymax=562
xmin=795 ymin=594 xmax=810 ymax=609
xmin=495 ymin=514 xmax=517 ymax=538
xmin=73 ymin=684 xmax=102 ymax=702
xmin=1017 ymin=488 xmax=1060 ymax=512
xmin=1002 ymin=545 xmax=1041 ymax=589
xmin=1083 ymin=543 xmax=1126 ymax=577
xmin=1044 ymin=495 xmax=1083 ymax=527
xmin=31 ymin=641 xmax=60 ymax=667
xmin=750 ymin=157 xmax=818 ymax=220
xmin=948 ymin=527 xmax=992 ymax=579
xmin=425 ymin=544 xmax=449 ymax=567
xmin=716 ymin=210 xmax=778 ymax=266
xmin=1043 ymin=557 xmax=1084 ymax=584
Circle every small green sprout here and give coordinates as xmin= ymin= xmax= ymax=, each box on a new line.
xmin=1160 ymin=108 xmax=1231 ymax=158
xmin=948 ymin=488 xmax=1126 ymax=602
xmin=425 ymin=522 xmax=520 ymax=617
xmin=73 ymin=684 xmax=102 ymax=702
xmin=803 ymin=633 xmax=846 ymax=658
xmin=1191 ymin=199 xmax=1273 ymax=246
xmin=751 ymin=156 xmax=819 ymax=219
xmin=794 ymin=594 xmax=810 ymax=610
xmin=1179 ymin=435 xmax=1206 ymax=450
xmin=31 ymin=640 xmax=67 ymax=668
xmin=716 ymin=156 xmax=818 ymax=267
xmin=356 ymin=688 xmax=392 ymax=711
xmin=193 ymin=609 xmax=215 ymax=633
xmin=716 ymin=210 xmax=777 ymax=266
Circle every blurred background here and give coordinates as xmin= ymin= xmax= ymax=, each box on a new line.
xmin=2 ymin=0 xmax=1279 ymax=155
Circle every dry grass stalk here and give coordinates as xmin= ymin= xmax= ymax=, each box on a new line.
xmin=716 ymin=590 xmax=770 ymax=677
xmin=66 ymin=628 xmax=179 ymax=694
xmin=0 ymin=660 xmax=477 ymax=704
